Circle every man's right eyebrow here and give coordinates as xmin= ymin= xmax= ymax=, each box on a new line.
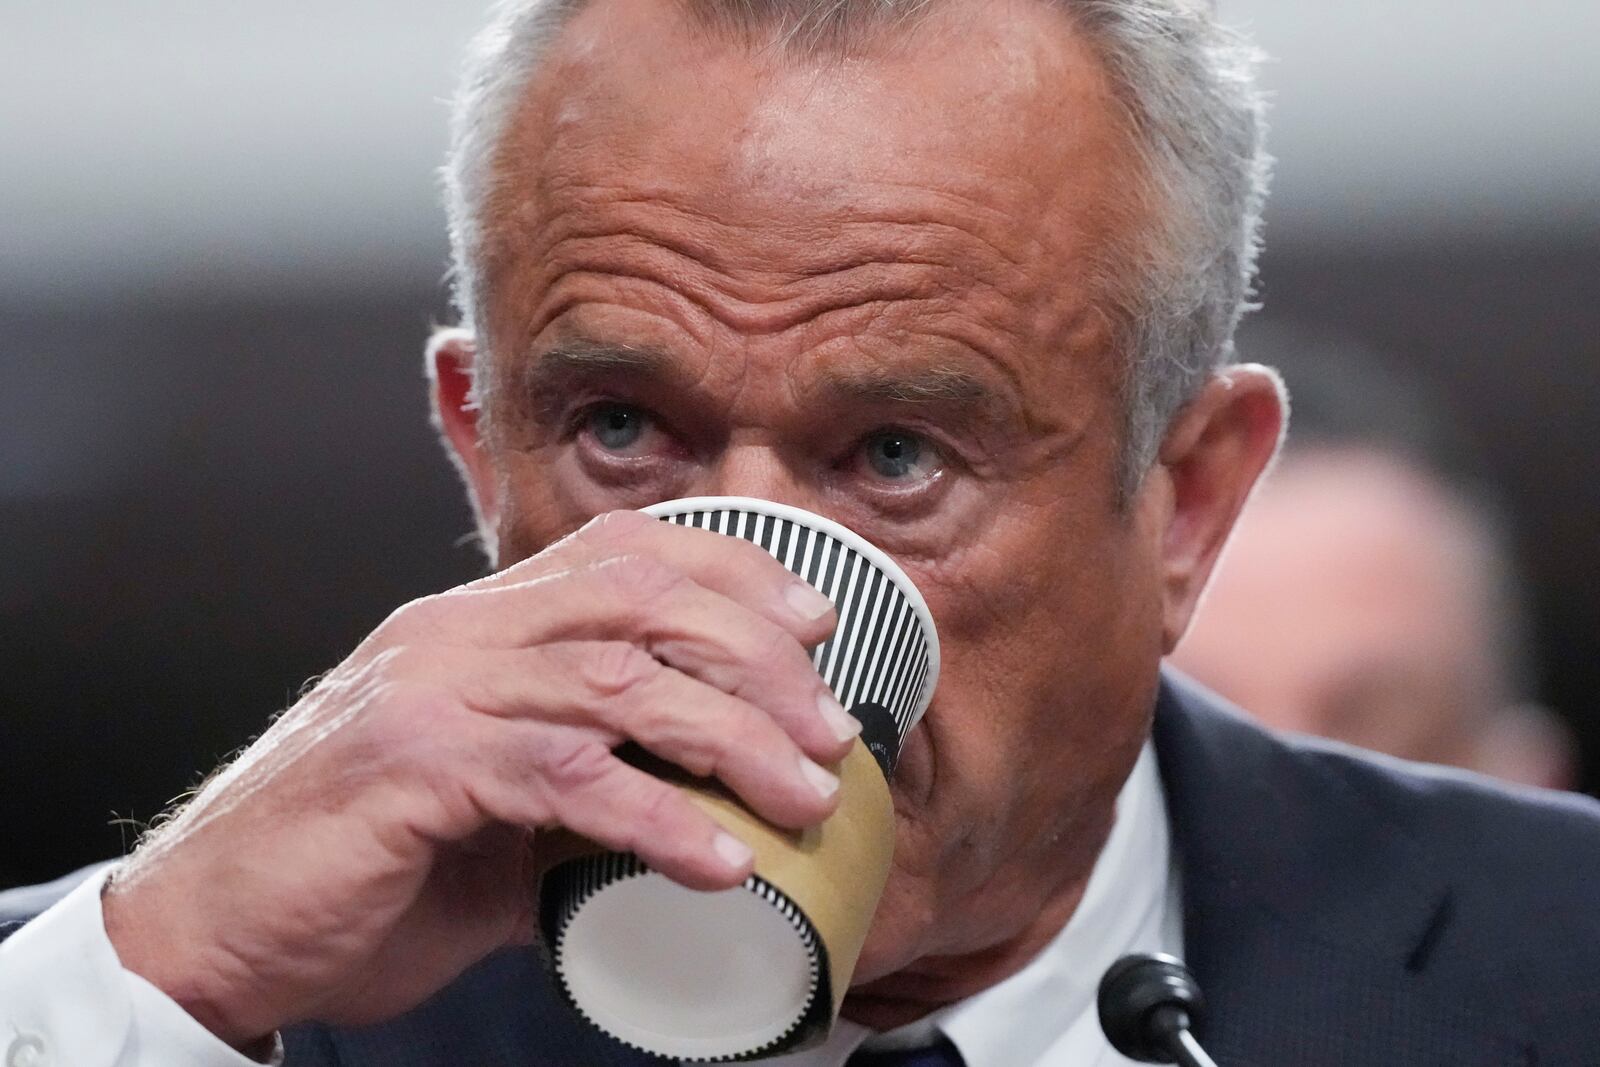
xmin=515 ymin=340 xmax=672 ymax=417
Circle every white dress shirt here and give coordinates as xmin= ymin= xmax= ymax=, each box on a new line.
xmin=0 ymin=864 xmax=274 ymax=1067
xmin=0 ymin=742 xmax=1177 ymax=1067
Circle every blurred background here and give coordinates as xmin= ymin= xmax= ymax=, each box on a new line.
xmin=2 ymin=1 xmax=1597 ymax=888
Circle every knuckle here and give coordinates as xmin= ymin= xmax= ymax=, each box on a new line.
xmin=372 ymin=599 xmax=422 ymax=642
xmin=375 ymin=591 xmax=453 ymax=642
xmin=538 ymin=734 xmax=617 ymax=792
xmin=575 ymin=641 xmax=660 ymax=698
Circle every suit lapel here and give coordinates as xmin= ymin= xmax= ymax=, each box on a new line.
xmin=1152 ymin=673 xmax=1529 ymax=1066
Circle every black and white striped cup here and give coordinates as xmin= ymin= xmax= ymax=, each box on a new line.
xmin=539 ymin=497 xmax=940 ymax=1061
xmin=649 ymin=497 xmax=939 ymax=777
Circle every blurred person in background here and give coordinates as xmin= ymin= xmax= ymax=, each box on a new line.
xmin=1170 ymin=329 xmax=1576 ymax=789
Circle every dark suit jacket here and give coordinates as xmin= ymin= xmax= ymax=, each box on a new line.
xmin=6 ymin=674 xmax=1600 ymax=1065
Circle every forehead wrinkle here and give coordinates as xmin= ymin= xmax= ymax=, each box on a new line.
xmin=530 ymin=177 xmax=1040 ymax=289
xmin=510 ymin=155 xmax=1045 ymax=289
xmin=525 ymin=235 xmax=984 ymax=342
xmin=518 ymin=234 xmax=1031 ymax=351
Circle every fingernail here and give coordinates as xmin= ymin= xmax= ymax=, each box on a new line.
xmin=799 ymin=755 xmax=841 ymax=800
xmin=713 ymin=831 xmax=754 ymax=870
xmin=784 ymin=580 xmax=835 ymax=622
xmin=819 ymin=692 xmax=863 ymax=743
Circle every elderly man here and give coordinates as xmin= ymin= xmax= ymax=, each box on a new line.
xmin=2 ymin=0 xmax=1596 ymax=1064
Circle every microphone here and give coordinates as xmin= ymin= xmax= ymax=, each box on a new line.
xmin=1097 ymin=953 xmax=1221 ymax=1067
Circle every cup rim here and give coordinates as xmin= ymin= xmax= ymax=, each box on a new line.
xmin=640 ymin=495 xmax=940 ymax=731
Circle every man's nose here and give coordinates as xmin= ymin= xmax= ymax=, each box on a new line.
xmin=700 ymin=443 xmax=820 ymax=512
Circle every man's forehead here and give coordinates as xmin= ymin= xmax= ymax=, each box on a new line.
xmin=479 ymin=0 xmax=1135 ymax=438
xmin=501 ymin=0 xmax=1129 ymax=231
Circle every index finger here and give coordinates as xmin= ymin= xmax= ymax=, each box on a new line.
xmin=467 ymin=510 xmax=840 ymax=644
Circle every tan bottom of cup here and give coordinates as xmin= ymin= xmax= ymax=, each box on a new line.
xmin=538 ymin=738 xmax=896 ymax=1061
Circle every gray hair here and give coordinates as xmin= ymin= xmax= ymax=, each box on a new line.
xmin=443 ymin=0 xmax=1270 ymax=493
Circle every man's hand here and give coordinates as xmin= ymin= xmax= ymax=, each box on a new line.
xmin=100 ymin=510 xmax=857 ymax=1048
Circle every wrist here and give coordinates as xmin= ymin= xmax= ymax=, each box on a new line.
xmin=102 ymin=868 xmax=278 ymax=1052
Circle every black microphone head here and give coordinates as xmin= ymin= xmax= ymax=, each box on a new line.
xmin=1097 ymin=953 xmax=1207 ymax=1064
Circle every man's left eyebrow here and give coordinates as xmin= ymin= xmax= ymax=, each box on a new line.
xmin=816 ymin=365 xmax=1015 ymax=423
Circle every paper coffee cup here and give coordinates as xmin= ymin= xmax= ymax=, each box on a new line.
xmin=537 ymin=497 xmax=940 ymax=1061
xmin=650 ymin=498 xmax=939 ymax=777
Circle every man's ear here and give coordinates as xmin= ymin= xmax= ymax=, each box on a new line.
xmin=427 ymin=327 xmax=500 ymax=559
xmin=1154 ymin=363 xmax=1286 ymax=653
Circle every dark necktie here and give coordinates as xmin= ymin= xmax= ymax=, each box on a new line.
xmin=845 ymin=1035 xmax=967 ymax=1066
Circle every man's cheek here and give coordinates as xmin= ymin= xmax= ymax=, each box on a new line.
xmin=913 ymin=554 xmax=1044 ymax=657
xmin=496 ymin=462 xmax=597 ymax=561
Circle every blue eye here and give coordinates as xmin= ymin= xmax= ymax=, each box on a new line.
xmin=586 ymin=404 xmax=647 ymax=451
xmin=863 ymin=430 xmax=938 ymax=481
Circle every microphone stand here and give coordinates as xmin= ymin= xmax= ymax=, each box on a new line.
xmin=1146 ymin=1003 xmax=1219 ymax=1067
xmin=1097 ymin=953 xmax=1222 ymax=1067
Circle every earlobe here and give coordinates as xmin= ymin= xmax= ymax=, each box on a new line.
xmin=1156 ymin=364 xmax=1287 ymax=652
xmin=426 ymin=327 xmax=501 ymax=556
